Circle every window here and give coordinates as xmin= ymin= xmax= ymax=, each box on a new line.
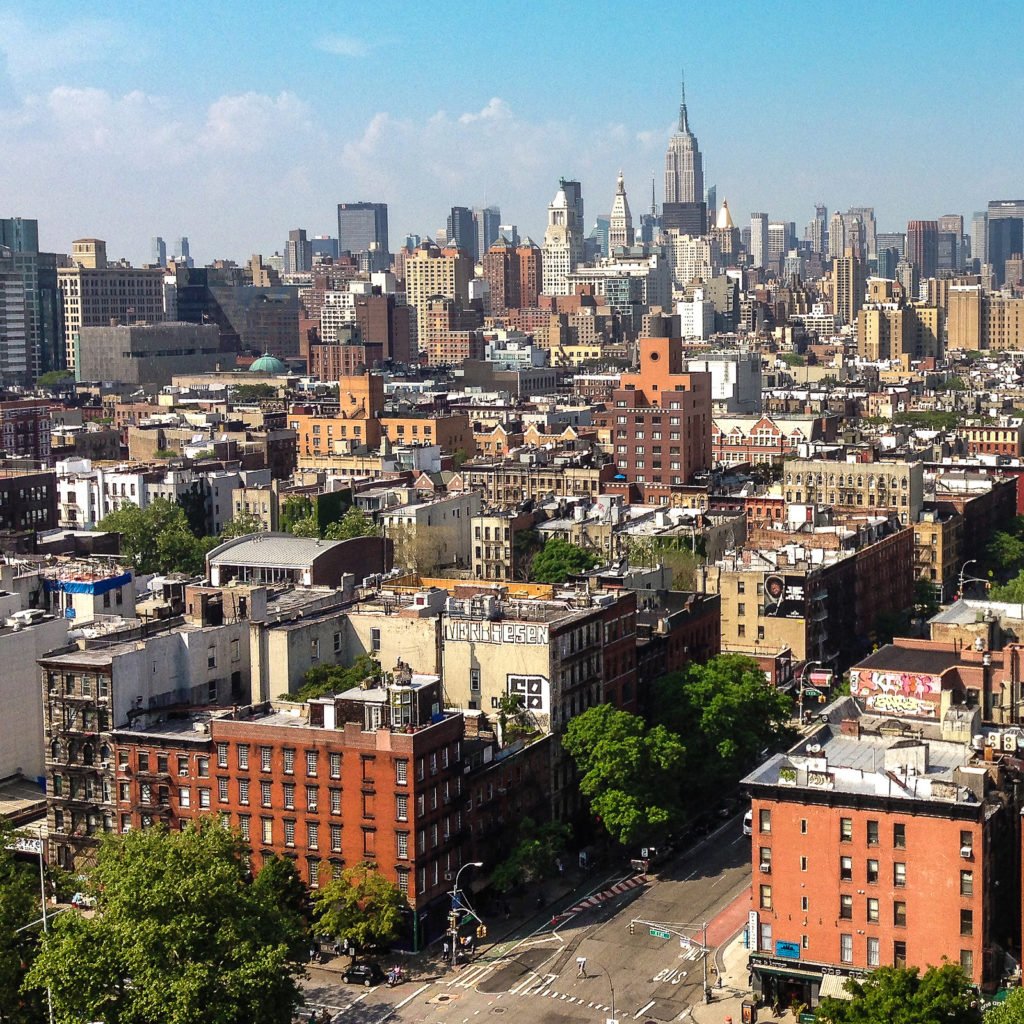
xmin=800 ymin=856 xmax=807 ymax=872
xmin=960 ymin=829 xmax=973 ymax=852
xmin=309 ymin=859 xmax=320 ymax=887
xmin=397 ymin=868 xmax=410 ymax=895
xmin=894 ymin=862 xmax=906 ymax=888
xmin=237 ymin=745 xmax=249 ymax=770
xmin=840 ymin=933 xmax=853 ymax=964
xmin=197 ymin=758 xmax=209 ymax=778
xmin=867 ymin=819 xmax=879 ymax=846
xmin=894 ymin=941 xmax=907 ymax=968
xmin=334 ymin=631 xmax=342 ymax=654
xmin=199 ymin=788 xmax=211 ymax=808
xmin=800 ymin=819 xmax=807 ymax=834
xmin=758 ymin=808 xmax=771 ymax=833
xmin=893 ymin=822 xmax=906 ymax=848
xmin=306 ymin=786 xmax=318 ymax=811
xmin=800 ymin=896 xmax=809 ymax=911
xmin=284 ymin=820 xmax=296 ymax=847
xmin=330 ymin=789 xmax=341 ymax=814
xmin=138 ymin=752 xmax=150 ymax=772
xmin=867 ymin=859 xmax=879 ymax=884
xmin=397 ymin=832 xmax=409 ymax=859
xmin=840 ymin=856 xmax=853 ymax=881
xmin=262 ymin=747 xmax=274 ymax=772
xmin=261 ymin=818 xmax=273 ymax=844
xmin=840 ymin=895 xmax=853 ymax=919
xmin=207 ymin=645 xmax=216 ymax=669
xmin=306 ymin=751 xmax=318 ymax=777
xmin=960 ymin=949 xmax=974 ymax=975
xmin=396 ymin=759 xmax=408 ymax=785
xmin=231 ymin=638 xmax=240 ymax=662
xmin=840 ymin=817 xmax=852 ymax=842
xmin=329 ymin=752 xmax=341 ymax=779
xmin=867 ymin=937 xmax=880 ymax=966
xmin=370 ymin=628 xmax=381 ymax=652
xmin=867 ymin=897 xmax=879 ymax=922
xmin=330 ymin=824 xmax=342 ymax=852
xmin=960 ymin=909 xmax=973 ymax=936
xmin=894 ymin=901 xmax=907 ymax=927
xmin=759 ymin=884 xmax=772 ymax=910
xmin=470 ymin=668 xmax=481 ymax=693
xmin=310 ymin=639 xmax=320 ymax=662
xmin=261 ymin=781 xmax=272 ymax=807
xmin=396 ymin=794 xmax=408 ymax=821
xmin=960 ymin=870 xmax=974 ymax=897
xmin=239 ymin=815 xmax=250 ymax=842
xmin=429 ymin=752 xmax=438 ymax=776
xmin=239 ymin=779 xmax=250 ymax=805
xmin=180 ymin=787 xmax=191 ymax=808
xmin=283 ymin=783 xmax=295 ymax=809
xmin=218 ymin=778 xmax=229 ymax=803
xmin=308 ymin=822 xmax=319 ymax=850
xmin=282 ymin=748 xmax=294 ymax=774
xmin=175 ymin=753 xmax=190 ymax=776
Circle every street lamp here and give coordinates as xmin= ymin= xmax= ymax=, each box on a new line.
xmin=448 ymin=861 xmax=483 ymax=966
xmin=958 ymin=559 xmax=990 ymax=600
xmin=798 ymin=660 xmax=823 ymax=724
xmin=586 ymin=959 xmax=617 ymax=1024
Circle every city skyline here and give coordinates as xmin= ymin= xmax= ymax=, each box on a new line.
xmin=3 ymin=0 xmax=1023 ymax=265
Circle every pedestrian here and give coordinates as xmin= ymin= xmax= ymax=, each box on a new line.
xmin=576 ymin=956 xmax=587 ymax=979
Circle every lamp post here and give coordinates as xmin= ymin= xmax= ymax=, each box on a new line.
xmin=8 ymin=837 xmax=54 ymax=1024
xmin=448 ymin=861 xmax=482 ymax=966
xmin=798 ymin=660 xmax=823 ymax=724
xmin=587 ymin=959 xmax=617 ymax=1024
xmin=958 ymin=559 xmax=990 ymax=600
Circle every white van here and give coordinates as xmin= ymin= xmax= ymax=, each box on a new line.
xmin=742 ymin=810 xmax=752 ymax=836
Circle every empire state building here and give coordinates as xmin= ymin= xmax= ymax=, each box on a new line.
xmin=664 ymin=73 xmax=704 ymax=205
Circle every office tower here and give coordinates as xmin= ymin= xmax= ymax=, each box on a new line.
xmin=846 ymin=207 xmax=877 ymax=259
xmin=150 ymin=236 xmax=166 ymax=268
xmin=473 ymin=207 xmax=501 ymax=261
xmin=0 ymin=217 xmax=58 ymax=381
xmin=0 ymin=249 xmax=30 ymax=386
xmin=936 ymin=214 xmax=964 ymax=273
xmin=284 ymin=229 xmax=312 ymax=275
xmin=971 ymin=212 xmax=988 ymax=272
xmin=877 ymin=248 xmax=899 ymax=280
xmin=497 ymin=224 xmax=519 ymax=246
xmin=664 ymin=72 xmax=704 ymax=204
xmin=876 ymin=232 xmax=906 ymax=259
xmin=542 ymin=180 xmax=584 ymax=296
xmin=906 ymin=220 xmax=939 ymax=279
xmin=587 ymin=216 xmax=610 ymax=261
xmin=705 ymin=185 xmax=717 ymax=218
xmin=767 ymin=222 xmax=787 ymax=267
xmin=987 ymin=201 xmax=1024 ymax=285
xmin=0 ymin=218 xmax=39 ymax=252
xmin=832 ymin=248 xmax=866 ymax=325
xmin=808 ymin=205 xmax=827 ymax=255
xmin=310 ymin=236 xmax=340 ymax=261
xmin=337 ymin=202 xmax=390 ymax=263
xmin=828 ymin=211 xmax=846 ymax=261
xmin=175 ymin=237 xmax=192 ymax=268
xmin=446 ymin=206 xmax=476 ymax=255
xmin=662 ymin=203 xmax=707 ymax=236
xmin=895 ymin=259 xmax=918 ymax=299
xmin=750 ymin=213 xmax=768 ymax=269
xmin=482 ymin=237 xmax=519 ymax=312
xmin=516 ymin=239 xmax=542 ymax=308
xmin=846 ymin=217 xmax=865 ymax=262
xmin=608 ymin=171 xmax=635 ymax=251
xmin=403 ymin=242 xmax=471 ymax=347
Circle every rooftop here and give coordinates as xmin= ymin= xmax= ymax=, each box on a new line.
xmin=207 ymin=533 xmax=343 ymax=568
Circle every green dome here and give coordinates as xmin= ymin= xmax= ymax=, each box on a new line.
xmin=249 ymin=352 xmax=287 ymax=374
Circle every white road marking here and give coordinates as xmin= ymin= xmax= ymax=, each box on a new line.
xmin=395 ymin=984 xmax=429 ymax=1010
xmin=635 ymin=999 xmax=656 ymax=1018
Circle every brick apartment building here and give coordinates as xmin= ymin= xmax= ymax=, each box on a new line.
xmin=743 ymin=697 xmax=1018 ymax=1008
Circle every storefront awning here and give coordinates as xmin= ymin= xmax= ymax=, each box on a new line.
xmin=819 ymin=974 xmax=854 ymax=1000
xmin=753 ymin=964 xmax=822 ymax=981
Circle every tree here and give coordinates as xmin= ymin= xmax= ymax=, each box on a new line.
xmin=324 ymin=507 xmax=380 ymax=541
xmin=288 ymin=515 xmax=320 ymax=538
xmin=815 ymin=963 xmax=980 ymax=1024
xmin=285 ymin=653 xmax=381 ymax=702
xmin=529 ymin=538 xmax=599 ymax=584
xmin=913 ymin=578 xmax=940 ymax=619
xmin=986 ymin=987 xmax=1024 ymax=1023
xmin=220 ymin=511 xmax=265 ymax=539
xmin=312 ymin=862 xmax=405 ymax=954
xmin=625 ymin=536 xmax=703 ymax=589
xmin=990 ymin=570 xmax=1024 ymax=603
xmin=280 ymin=496 xmax=315 ymax=535
xmin=490 ymin=817 xmax=571 ymax=892
xmin=0 ymin=826 xmax=46 ymax=1023
xmin=25 ymin=821 xmax=308 ymax=1024
xmin=99 ymin=498 xmax=214 ymax=575
xmin=230 ymin=383 xmax=276 ymax=402
xmin=650 ymin=655 xmax=792 ymax=812
xmin=175 ymin=482 xmax=208 ymax=535
xmin=37 ymin=369 xmax=75 ymax=388
xmin=497 ymin=692 xmax=532 ymax=743
xmin=563 ymin=704 xmax=687 ymax=847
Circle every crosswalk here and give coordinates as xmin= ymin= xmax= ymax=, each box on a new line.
xmin=443 ymin=962 xmax=611 ymax=1012
xmin=679 ymin=945 xmax=703 ymax=961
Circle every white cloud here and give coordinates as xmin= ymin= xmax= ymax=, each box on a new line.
xmin=315 ymin=33 xmax=373 ymax=57
xmin=203 ymin=91 xmax=312 ymax=153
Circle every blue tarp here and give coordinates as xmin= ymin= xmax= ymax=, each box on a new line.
xmin=43 ymin=571 xmax=132 ymax=596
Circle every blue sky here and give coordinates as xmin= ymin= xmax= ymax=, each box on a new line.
xmin=2 ymin=0 xmax=1022 ymax=264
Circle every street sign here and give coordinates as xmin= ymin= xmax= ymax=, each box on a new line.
xmin=649 ymin=927 xmax=671 ymax=939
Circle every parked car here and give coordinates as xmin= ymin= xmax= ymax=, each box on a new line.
xmin=341 ymin=962 xmax=384 ymax=987
xmin=742 ymin=810 xmax=753 ymax=836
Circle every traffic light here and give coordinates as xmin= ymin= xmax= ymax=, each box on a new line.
xmin=476 ymin=924 xmax=487 ymax=939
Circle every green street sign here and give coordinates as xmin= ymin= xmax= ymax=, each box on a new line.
xmin=650 ymin=928 xmax=671 ymax=939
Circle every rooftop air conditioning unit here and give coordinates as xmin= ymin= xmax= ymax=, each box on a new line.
xmin=960 ymin=845 xmax=973 ymax=859
xmin=759 ymin=863 xmax=771 ymax=873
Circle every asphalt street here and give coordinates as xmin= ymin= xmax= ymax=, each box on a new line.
xmin=298 ymin=814 xmax=752 ymax=1024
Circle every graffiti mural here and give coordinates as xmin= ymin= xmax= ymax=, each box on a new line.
xmin=849 ymin=668 xmax=941 ymax=718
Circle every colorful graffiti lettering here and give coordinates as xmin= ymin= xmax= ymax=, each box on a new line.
xmin=864 ymin=691 xmax=937 ymax=718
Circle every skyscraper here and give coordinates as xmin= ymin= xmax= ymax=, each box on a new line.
xmin=750 ymin=213 xmax=768 ymax=269
xmin=446 ymin=207 xmax=476 ymax=255
xmin=175 ymin=237 xmax=192 ymax=268
xmin=986 ymin=201 xmax=1024 ymax=285
xmin=828 ymin=211 xmax=846 ymax=261
xmin=808 ymin=204 xmax=827 ymax=255
xmin=284 ymin=229 xmax=312 ymax=274
xmin=846 ymin=207 xmax=877 ymax=259
xmin=705 ymin=185 xmax=717 ymax=219
xmin=542 ymin=180 xmax=584 ymax=296
xmin=473 ymin=207 xmax=501 ymax=261
xmin=971 ymin=212 xmax=988 ymax=273
xmin=608 ymin=171 xmax=634 ymax=251
xmin=151 ymin=237 xmax=166 ymax=268
xmin=664 ymin=71 xmax=703 ymax=205
xmin=832 ymin=249 xmax=866 ymax=326
xmin=906 ymin=220 xmax=939 ymax=279
xmin=337 ymin=202 xmax=390 ymax=260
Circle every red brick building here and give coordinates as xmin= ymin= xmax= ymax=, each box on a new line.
xmin=743 ymin=698 xmax=1018 ymax=1008
xmin=209 ymin=673 xmax=465 ymax=948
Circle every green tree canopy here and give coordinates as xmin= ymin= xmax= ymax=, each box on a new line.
xmin=286 ymin=652 xmax=380 ymax=702
xmin=25 ymin=821 xmax=308 ymax=1024
xmin=230 ymin=383 xmax=277 ymax=402
xmin=563 ymin=704 xmax=687 ymax=847
xmin=99 ymin=498 xmax=217 ymax=575
xmin=529 ymin=537 xmax=599 ymax=584
xmin=990 ymin=570 xmax=1024 ymax=603
xmin=650 ymin=654 xmax=792 ymax=810
xmin=220 ymin=510 xmax=266 ymax=539
xmin=280 ymin=496 xmax=315 ymax=535
xmin=815 ymin=963 xmax=980 ymax=1024
xmin=324 ymin=506 xmax=380 ymax=541
xmin=986 ymin=987 xmax=1024 ymax=1023
xmin=312 ymin=861 xmax=405 ymax=952
xmin=490 ymin=817 xmax=571 ymax=892
xmin=37 ymin=369 xmax=75 ymax=388
xmin=0 ymin=826 xmax=46 ymax=1023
